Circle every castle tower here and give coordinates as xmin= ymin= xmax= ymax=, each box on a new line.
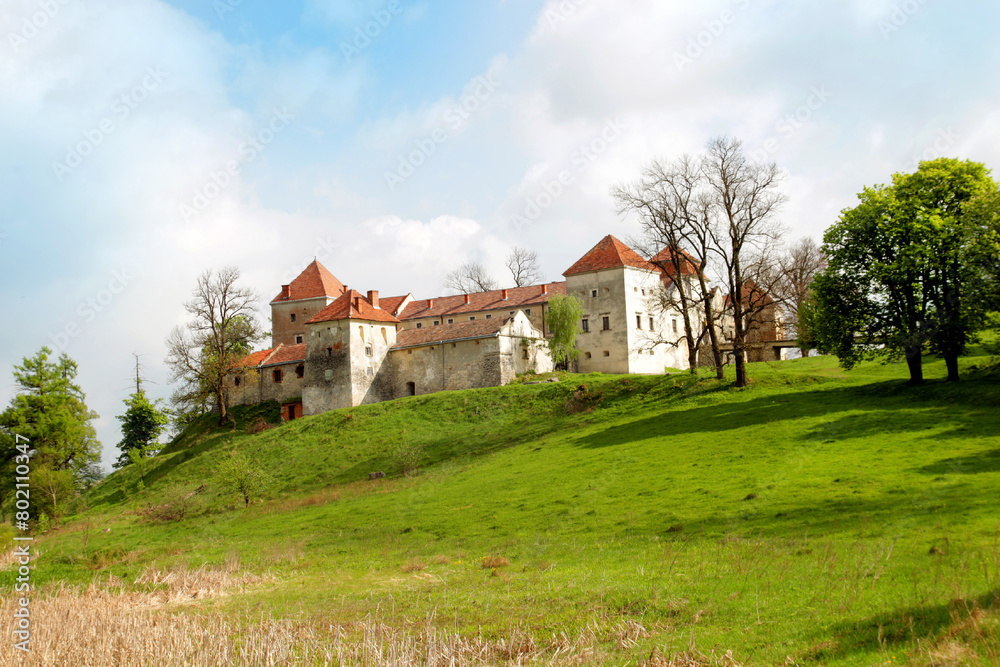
xmin=269 ymin=261 xmax=345 ymax=348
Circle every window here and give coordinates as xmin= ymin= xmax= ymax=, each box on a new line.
xmin=365 ymin=345 xmax=373 ymax=357
xmin=602 ymin=316 xmax=610 ymax=330
xmin=585 ymin=352 xmax=592 ymax=359
xmin=234 ymin=376 xmax=241 ymax=387
xmin=290 ymin=313 xmax=296 ymax=323
xmin=649 ymin=317 xmax=655 ymax=331
xmin=485 ymin=314 xmax=491 ymax=319
xmin=295 ymin=365 xmax=304 ymax=379
xmin=272 ymin=369 xmax=282 ymax=383
xmin=522 ymin=348 xmax=529 ymax=359
xmin=581 ymin=318 xmax=589 ymax=333
xmin=416 ymin=322 xmax=423 ymax=329
xmin=525 ymin=309 xmax=531 ymax=316
xmin=672 ymin=318 xmax=678 ymax=333
xmin=326 ymin=347 xmax=332 ymax=357
xmin=366 ymin=367 xmax=374 ymax=377
xmin=634 ymin=287 xmax=638 ymax=292
xmin=359 ymin=326 xmax=364 ymax=341
xmin=447 ymin=318 xmax=454 ymax=324
xmin=636 ymin=314 xmax=642 ymax=329
xmin=381 ymin=328 xmax=387 ymax=343
xmin=405 ymin=381 xmax=416 ymax=396
xmin=591 ymin=289 xmax=597 ymax=297
xmin=509 ymin=311 xmax=515 ymax=315
xmin=295 ymin=335 xmax=303 ymax=344
xmin=325 ymin=369 xmax=333 ymax=381
xmin=469 ymin=316 xmax=476 ymax=321
xmin=451 ymin=343 xmax=457 ymax=348
xmin=603 ymin=350 xmax=610 ymax=357
xmin=433 ymin=320 xmax=440 ymax=326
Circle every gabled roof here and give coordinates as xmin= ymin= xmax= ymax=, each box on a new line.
xmin=306 ymin=289 xmax=400 ymax=324
xmin=563 ymin=235 xmax=656 ymax=276
xmin=393 ymin=318 xmax=509 ymax=349
xmin=262 ymin=343 xmax=307 ymax=366
xmin=396 ymin=282 xmax=566 ymax=320
xmin=379 ymin=294 xmax=411 ymax=317
xmin=650 ymin=247 xmax=701 ymax=278
xmin=237 ymin=348 xmax=277 ymax=368
xmin=270 ymin=260 xmax=345 ymax=303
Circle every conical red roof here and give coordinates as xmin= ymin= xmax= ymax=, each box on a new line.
xmin=270 ymin=260 xmax=345 ymax=303
xmin=563 ymin=235 xmax=656 ymax=276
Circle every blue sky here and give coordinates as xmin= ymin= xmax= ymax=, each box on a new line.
xmin=2 ymin=0 xmax=999 ymax=470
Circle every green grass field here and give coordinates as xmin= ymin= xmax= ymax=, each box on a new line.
xmin=7 ymin=348 xmax=1000 ymax=665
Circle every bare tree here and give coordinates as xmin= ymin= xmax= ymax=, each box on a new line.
xmin=165 ymin=267 xmax=262 ymax=426
xmin=443 ymin=261 xmax=499 ymax=294
xmin=614 ymin=157 xmax=705 ymax=375
xmin=774 ymin=237 xmax=827 ymax=356
xmin=505 ymin=246 xmax=543 ymax=287
xmin=703 ymin=136 xmax=787 ymax=387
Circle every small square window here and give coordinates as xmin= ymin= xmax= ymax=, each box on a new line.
xmin=447 ymin=318 xmax=454 ymax=324
xmin=485 ymin=314 xmax=491 ymax=319
xmin=525 ymin=309 xmax=531 ymax=316
xmin=603 ymin=350 xmax=610 ymax=357
xmin=295 ymin=364 xmax=304 ymax=378
xmin=295 ymin=335 xmax=303 ymax=344
xmin=365 ymin=345 xmax=373 ymax=357
xmin=582 ymin=318 xmax=589 ymax=333
xmin=234 ymin=376 xmax=241 ymax=387
xmin=324 ymin=369 xmax=333 ymax=381
xmin=469 ymin=316 xmax=476 ymax=321
xmin=522 ymin=349 xmax=529 ymax=359
xmin=591 ymin=290 xmax=597 ymax=297
xmin=272 ymin=369 xmax=283 ymax=383
xmin=433 ymin=320 xmax=440 ymax=326
xmin=416 ymin=322 xmax=423 ymax=329
xmin=602 ymin=316 xmax=610 ymax=330
xmin=585 ymin=352 xmax=592 ymax=359
xmin=290 ymin=313 xmax=296 ymax=322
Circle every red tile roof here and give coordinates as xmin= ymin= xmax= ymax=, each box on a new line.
xmin=563 ymin=235 xmax=657 ymax=276
xmin=395 ymin=282 xmax=565 ymax=320
xmin=306 ymin=289 xmax=400 ymax=324
xmin=262 ymin=343 xmax=307 ymax=366
xmin=650 ymin=247 xmax=701 ymax=277
xmin=237 ymin=348 xmax=277 ymax=368
xmin=394 ymin=318 xmax=509 ymax=349
xmin=724 ymin=280 xmax=776 ymax=308
xmin=270 ymin=260 xmax=345 ymax=303
xmin=379 ymin=294 xmax=411 ymax=317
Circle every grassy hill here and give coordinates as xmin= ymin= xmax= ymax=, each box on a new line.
xmin=6 ymin=350 xmax=1000 ymax=665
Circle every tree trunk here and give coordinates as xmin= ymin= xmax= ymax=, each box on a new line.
xmin=944 ymin=354 xmax=960 ymax=382
xmin=905 ymin=349 xmax=924 ymax=385
xmin=734 ymin=347 xmax=747 ymax=387
xmin=216 ymin=390 xmax=227 ymax=426
xmin=699 ymin=284 xmax=724 ymax=380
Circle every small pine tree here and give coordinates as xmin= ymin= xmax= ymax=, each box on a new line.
xmin=114 ymin=390 xmax=169 ymax=469
xmin=544 ymin=294 xmax=586 ymax=369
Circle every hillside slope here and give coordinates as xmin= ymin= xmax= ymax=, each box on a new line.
xmin=11 ymin=352 xmax=1000 ymax=665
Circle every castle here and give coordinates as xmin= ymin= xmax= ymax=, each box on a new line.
xmin=228 ymin=235 xmax=786 ymax=420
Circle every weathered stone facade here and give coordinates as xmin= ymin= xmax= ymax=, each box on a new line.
xmin=229 ymin=234 xmax=785 ymax=419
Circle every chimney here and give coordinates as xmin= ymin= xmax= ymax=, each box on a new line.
xmin=280 ymin=285 xmax=290 ymax=299
xmin=501 ymin=289 xmax=508 ymax=300
xmin=541 ymin=284 xmax=548 ymax=295
xmin=367 ymin=290 xmax=379 ymax=309
xmin=464 ymin=294 xmax=471 ymax=305
xmin=427 ymin=298 xmax=434 ymax=309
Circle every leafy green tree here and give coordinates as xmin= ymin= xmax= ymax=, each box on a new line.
xmin=812 ymin=159 xmax=998 ymax=383
xmin=214 ymin=451 xmax=268 ymax=507
xmin=544 ymin=294 xmax=586 ymax=369
xmin=114 ymin=390 xmax=170 ymax=469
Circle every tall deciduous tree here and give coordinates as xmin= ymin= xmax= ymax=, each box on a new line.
xmin=443 ymin=261 xmax=498 ymax=294
xmin=774 ymin=237 xmax=827 ymax=356
xmin=544 ymin=294 xmax=586 ymax=369
xmin=505 ymin=247 xmax=543 ymax=287
xmin=812 ymin=159 xmax=998 ymax=383
xmin=165 ymin=267 xmax=263 ymax=425
xmin=703 ymin=137 xmax=786 ymax=387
